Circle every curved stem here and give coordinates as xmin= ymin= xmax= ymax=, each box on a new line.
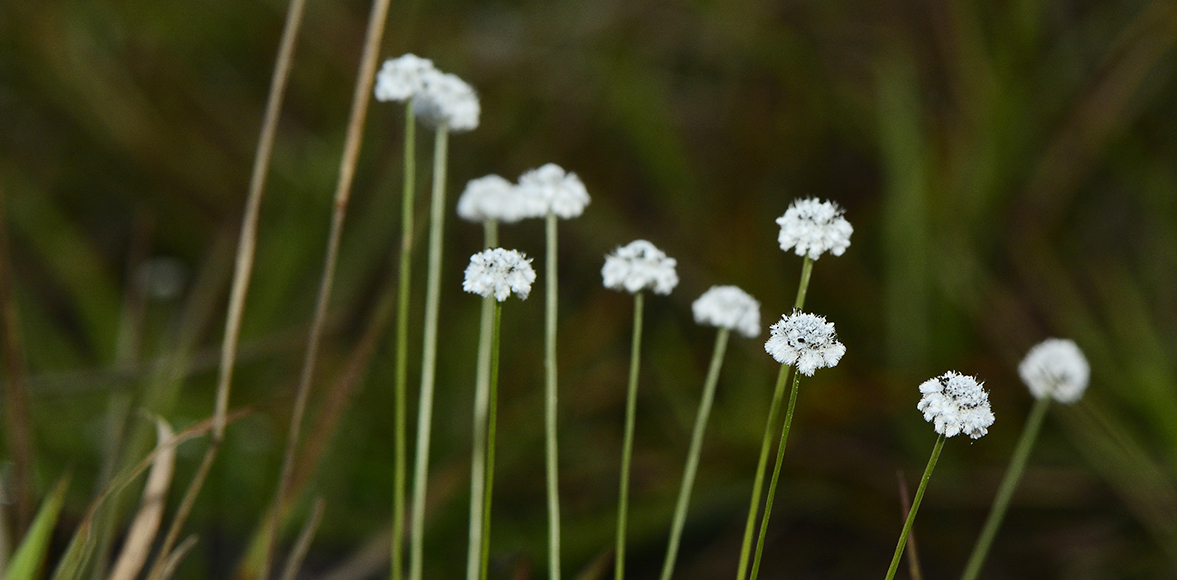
xmin=659 ymin=328 xmax=730 ymax=580
xmin=543 ymin=213 xmax=562 ymax=580
xmin=615 ymin=291 xmax=645 ymax=580
xmin=885 ymin=434 xmax=946 ymax=580
xmin=959 ymin=397 xmax=1051 ymax=580
xmin=479 ymin=303 xmax=503 ymax=580
xmin=749 ymin=368 xmax=801 ymax=580
xmin=465 ymin=222 xmax=498 ymax=580
xmin=391 ymin=100 xmax=417 ymax=580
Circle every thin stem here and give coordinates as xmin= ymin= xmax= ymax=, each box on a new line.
xmin=659 ymin=328 xmax=731 ymax=580
xmin=145 ymin=439 xmax=220 ymax=580
xmin=895 ymin=472 xmax=925 ymax=580
xmin=0 ymin=181 xmax=34 ymax=536
xmin=392 ymin=101 xmax=417 ymax=580
xmin=543 ymin=212 xmax=563 ymax=580
xmin=615 ymin=291 xmax=645 ymax=580
xmin=465 ymin=222 xmax=498 ymax=580
xmin=960 ymin=397 xmax=1051 ymax=580
xmin=479 ymin=303 xmax=503 ymax=580
xmin=749 ymin=368 xmax=802 ymax=580
xmin=885 ymin=434 xmax=946 ymax=580
xmin=794 ymin=257 xmax=814 ymax=311
xmin=409 ymin=126 xmax=451 ymax=580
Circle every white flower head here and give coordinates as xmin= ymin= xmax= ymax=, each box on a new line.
xmin=764 ymin=311 xmax=845 ymax=376
xmin=412 ymin=71 xmax=480 ymax=132
xmin=374 ymin=54 xmax=436 ymax=102
xmin=1019 ymin=338 xmax=1090 ymax=404
xmin=457 ymin=175 xmax=544 ymax=224
xmin=517 ymin=163 xmax=590 ymax=219
xmin=917 ymin=371 xmax=994 ymax=439
xmin=775 ymin=198 xmax=853 ymax=260
xmin=463 ymin=248 xmax=536 ymax=302
xmin=692 ymin=286 xmax=760 ymax=338
xmin=601 ymin=240 xmax=678 ymax=295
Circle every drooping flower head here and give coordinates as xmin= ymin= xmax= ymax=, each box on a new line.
xmin=775 ymin=198 xmax=853 ymax=260
xmin=374 ymin=54 xmax=436 ymax=102
xmin=601 ymin=240 xmax=678 ymax=295
xmin=764 ymin=311 xmax=845 ymax=376
xmin=1019 ymin=338 xmax=1090 ymax=404
xmin=517 ymin=163 xmax=590 ymax=219
xmin=692 ymin=286 xmax=761 ymax=338
xmin=412 ymin=71 xmax=480 ymax=132
xmin=463 ymin=248 xmax=536 ymax=301
xmin=917 ymin=372 xmax=994 ymax=439
xmin=457 ymin=175 xmax=544 ymax=224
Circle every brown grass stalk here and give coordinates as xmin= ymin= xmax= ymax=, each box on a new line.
xmin=279 ymin=498 xmax=326 ymax=580
xmin=0 ymin=178 xmax=35 ymax=536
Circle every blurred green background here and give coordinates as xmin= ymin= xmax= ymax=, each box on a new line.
xmin=3 ymin=0 xmax=1177 ymax=578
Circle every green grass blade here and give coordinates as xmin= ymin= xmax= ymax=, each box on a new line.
xmin=4 ymin=475 xmax=70 ymax=580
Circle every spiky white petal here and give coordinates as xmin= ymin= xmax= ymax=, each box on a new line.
xmin=692 ymin=286 xmax=760 ymax=338
xmin=1019 ymin=339 xmax=1090 ymax=404
xmin=412 ymin=71 xmax=480 ymax=132
xmin=374 ymin=54 xmax=436 ymax=102
xmin=517 ymin=163 xmax=590 ymax=219
xmin=917 ymin=372 xmax=994 ymax=439
xmin=775 ymin=198 xmax=853 ymax=260
xmin=463 ymin=248 xmax=535 ymax=301
xmin=764 ymin=311 xmax=845 ymax=376
xmin=457 ymin=175 xmax=544 ymax=224
xmin=601 ymin=240 xmax=678 ymax=295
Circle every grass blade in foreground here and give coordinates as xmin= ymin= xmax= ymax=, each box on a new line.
xmin=4 ymin=476 xmax=69 ymax=580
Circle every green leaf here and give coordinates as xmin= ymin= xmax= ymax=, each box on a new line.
xmin=4 ymin=475 xmax=71 ymax=580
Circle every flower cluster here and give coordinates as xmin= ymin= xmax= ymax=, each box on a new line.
xmin=463 ymin=248 xmax=536 ymax=301
xmin=374 ymin=53 xmax=435 ymax=102
xmin=375 ymin=54 xmax=480 ymax=131
xmin=776 ymin=198 xmax=853 ymax=260
xmin=601 ymin=240 xmax=679 ymax=295
xmin=457 ymin=175 xmax=544 ymax=224
xmin=764 ymin=311 xmax=845 ymax=376
xmin=692 ymin=286 xmax=760 ymax=338
xmin=1018 ymin=338 xmax=1090 ymax=404
xmin=917 ymin=372 xmax=994 ymax=439
xmin=517 ymin=163 xmax=590 ymax=219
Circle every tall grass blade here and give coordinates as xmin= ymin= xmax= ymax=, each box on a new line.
xmin=4 ymin=475 xmax=70 ymax=580
xmin=106 ymin=418 xmax=176 ymax=580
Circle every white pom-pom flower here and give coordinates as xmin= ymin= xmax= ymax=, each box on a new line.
xmin=764 ymin=311 xmax=845 ymax=376
xmin=412 ymin=71 xmax=480 ymax=132
xmin=462 ymin=248 xmax=536 ymax=302
xmin=917 ymin=372 xmax=994 ymax=439
xmin=1018 ymin=338 xmax=1090 ymax=404
xmin=775 ymin=198 xmax=853 ymax=260
xmin=517 ymin=163 xmax=590 ymax=219
xmin=374 ymin=54 xmax=436 ymax=102
xmin=692 ymin=286 xmax=760 ymax=338
xmin=601 ymin=240 xmax=679 ymax=295
xmin=457 ymin=175 xmax=544 ymax=224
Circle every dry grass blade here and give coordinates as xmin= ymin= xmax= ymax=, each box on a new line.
xmin=280 ymin=498 xmax=325 ymax=580
xmin=106 ymin=418 xmax=176 ymax=580
xmin=156 ymin=536 xmax=197 ymax=580
xmin=895 ymin=471 xmax=924 ymax=580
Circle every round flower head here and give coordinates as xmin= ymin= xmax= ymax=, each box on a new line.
xmin=764 ymin=311 xmax=845 ymax=376
xmin=917 ymin=372 xmax=994 ymax=439
xmin=412 ymin=71 xmax=480 ymax=132
xmin=517 ymin=163 xmax=590 ymax=219
xmin=463 ymin=248 xmax=536 ymax=302
xmin=775 ymin=198 xmax=853 ymax=260
xmin=374 ymin=54 xmax=436 ymax=102
xmin=1019 ymin=338 xmax=1090 ymax=404
xmin=692 ymin=285 xmax=760 ymax=338
xmin=457 ymin=175 xmax=544 ymax=224
xmin=601 ymin=240 xmax=679 ymax=295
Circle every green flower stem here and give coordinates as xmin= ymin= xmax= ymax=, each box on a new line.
xmin=408 ymin=125 xmax=449 ymax=580
xmin=885 ymin=434 xmax=946 ymax=580
xmin=479 ymin=302 xmax=503 ymax=580
xmin=735 ymin=256 xmax=813 ymax=580
xmin=544 ymin=212 xmax=563 ymax=580
xmin=959 ymin=396 xmax=1051 ymax=580
xmin=392 ymin=100 xmax=417 ymax=580
xmin=615 ymin=291 xmax=646 ymax=580
xmin=748 ymin=368 xmax=801 ymax=580
xmin=465 ymin=221 xmax=499 ymax=580
xmin=659 ymin=327 xmax=731 ymax=580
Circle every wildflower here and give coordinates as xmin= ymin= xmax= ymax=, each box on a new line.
xmin=602 ymin=240 xmax=678 ymax=295
xmin=374 ymin=54 xmax=436 ymax=102
xmin=413 ymin=71 xmax=480 ymax=132
xmin=457 ymin=175 xmax=544 ymax=224
xmin=1018 ymin=339 xmax=1090 ymax=404
xmin=463 ymin=248 xmax=535 ymax=301
xmin=692 ymin=286 xmax=760 ymax=338
xmin=917 ymin=372 xmax=994 ymax=439
xmin=764 ymin=311 xmax=845 ymax=375
xmin=517 ymin=163 xmax=590 ymax=219
xmin=775 ymin=198 xmax=853 ymax=260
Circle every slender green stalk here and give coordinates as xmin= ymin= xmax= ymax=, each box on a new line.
xmin=479 ymin=303 xmax=503 ymax=580
xmin=659 ymin=328 xmax=731 ymax=580
xmin=735 ymin=257 xmax=813 ymax=580
xmin=748 ymin=368 xmax=801 ymax=580
xmin=543 ymin=213 xmax=563 ymax=580
xmin=392 ymin=101 xmax=418 ymax=580
xmin=615 ymin=291 xmax=645 ymax=580
xmin=409 ymin=126 xmax=450 ymax=580
xmin=885 ymin=434 xmax=946 ymax=580
xmin=465 ymin=221 xmax=499 ymax=580
xmin=959 ymin=397 xmax=1051 ymax=580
